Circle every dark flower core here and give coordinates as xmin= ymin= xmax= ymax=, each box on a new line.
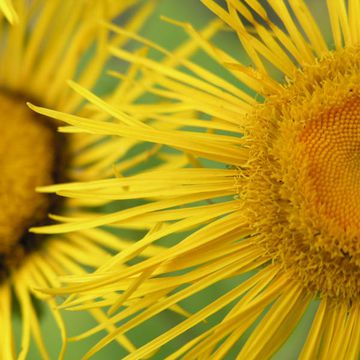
xmin=0 ymin=92 xmax=66 ymax=279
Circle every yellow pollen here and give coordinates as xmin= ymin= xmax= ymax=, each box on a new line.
xmin=299 ymin=95 xmax=360 ymax=235
xmin=0 ymin=92 xmax=57 ymax=256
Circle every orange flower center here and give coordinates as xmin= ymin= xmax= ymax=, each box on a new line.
xmin=247 ymin=48 xmax=360 ymax=300
xmin=299 ymin=94 xmax=360 ymax=238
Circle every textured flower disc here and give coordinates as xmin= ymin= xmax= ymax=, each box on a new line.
xmin=246 ymin=47 xmax=360 ymax=300
xmin=0 ymin=93 xmax=65 ymax=275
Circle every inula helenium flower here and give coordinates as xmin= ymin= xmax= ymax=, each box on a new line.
xmin=33 ymin=0 xmax=360 ymax=359
xmin=0 ymin=0 xmax=157 ymax=358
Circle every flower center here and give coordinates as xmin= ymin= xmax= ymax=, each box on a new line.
xmin=0 ymin=92 xmax=63 ymax=273
xmin=245 ymin=47 xmax=360 ymax=301
xmin=299 ymin=95 xmax=360 ymax=239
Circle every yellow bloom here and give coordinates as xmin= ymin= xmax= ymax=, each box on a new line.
xmin=33 ymin=0 xmax=360 ymax=359
xmin=0 ymin=0 xmax=157 ymax=358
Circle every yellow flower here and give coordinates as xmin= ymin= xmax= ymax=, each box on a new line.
xmin=0 ymin=0 xmax=157 ymax=358
xmin=33 ymin=0 xmax=360 ymax=359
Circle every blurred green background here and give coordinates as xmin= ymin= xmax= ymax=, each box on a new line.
xmin=20 ymin=0 xmax=331 ymax=358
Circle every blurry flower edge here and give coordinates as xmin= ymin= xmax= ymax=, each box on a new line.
xmin=0 ymin=0 xmax=159 ymax=358
xmin=33 ymin=0 xmax=360 ymax=359
xmin=0 ymin=0 xmax=18 ymax=23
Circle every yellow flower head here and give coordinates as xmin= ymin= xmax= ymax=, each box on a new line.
xmin=33 ymin=0 xmax=360 ymax=359
xmin=0 ymin=0 xmax=156 ymax=358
